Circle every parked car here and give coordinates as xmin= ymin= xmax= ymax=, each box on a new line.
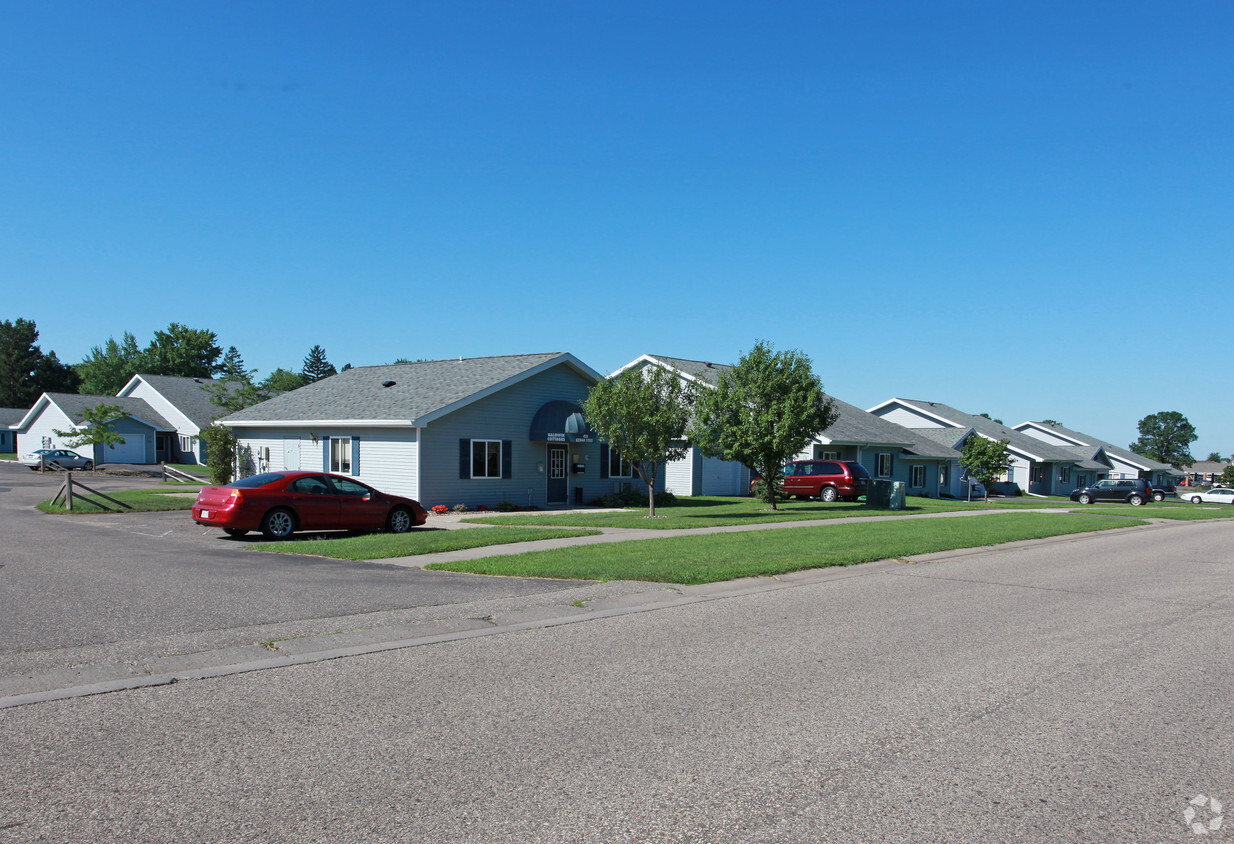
xmin=750 ymin=459 xmax=870 ymax=502
xmin=193 ymin=471 xmax=429 ymax=539
xmin=1069 ymin=478 xmax=1152 ymax=506
xmin=1149 ymin=484 xmax=1175 ymax=502
xmin=1186 ymin=487 xmax=1234 ymax=505
xmin=21 ymin=448 xmax=94 ymax=471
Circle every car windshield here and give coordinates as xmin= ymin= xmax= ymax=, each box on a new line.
xmin=228 ymin=473 xmax=287 ymax=488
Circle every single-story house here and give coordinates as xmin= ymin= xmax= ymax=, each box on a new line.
xmin=1013 ymin=420 xmax=1178 ymax=487
xmin=611 ymin=355 xmax=751 ymax=496
xmin=0 ymin=408 xmax=25 ymax=454
xmin=868 ymin=398 xmax=1107 ymax=496
xmin=218 ymin=353 xmax=638 ymax=508
xmin=11 ymin=393 xmax=176 ymax=465
xmin=1177 ymin=460 xmax=1230 ymax=486
xmin=10 ymin=375 xmax=238 ymax=465
xmin=614 ymin=354 xmax=969 ymax=499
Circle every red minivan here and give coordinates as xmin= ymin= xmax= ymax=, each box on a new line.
xmin=751 ymin=460 xmax=871 ymax=502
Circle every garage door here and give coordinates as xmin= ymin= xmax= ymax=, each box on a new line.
xmin=106 ymin=434 xmax=147 ymax=464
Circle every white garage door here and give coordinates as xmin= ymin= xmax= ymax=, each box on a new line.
xmin=106 ymin=434 xmax=147 ymax=464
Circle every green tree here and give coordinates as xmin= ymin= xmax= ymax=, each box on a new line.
xmin=219 ymin=346 xmax=249 ymax=381
xmin=690 ymin=340 xmax=837 ymax=510
xmin=582 ymin=365 xmax=698 ymax=517
xmin=301 ymin=345 xmax=337 ymax=383
xmin=959 ymin=436 xmax=1014 ymax=501
xmin=1220 ymin=465 xmax=1234 ymax=487
xmin=198 ymin=423 xmax=238 ymax=485
xmin=261 ymin=368 xmax=308 ymax=393
xmin=1042 ymin=419 xmax=1062 ymax=427
xmin=144 ymin=323 xmax=223 ymax=378
xmin=75 ymin=332 xmax=147 ymax=396
xmin=35 ymin=351 xmax=80 ymax=394
xmin=52 ymin=403 xmax=126 ymax=464
xmin=1206 ymin=452 xmax=1224 ymax=463
xmin=0 ymin=318 xmax=81 ymax=406
xmin=1130 ymin=411 xmax=1196 ymax=467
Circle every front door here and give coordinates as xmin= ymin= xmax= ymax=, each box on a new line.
xmin=547 ymin=445 xmax=568 ymax=504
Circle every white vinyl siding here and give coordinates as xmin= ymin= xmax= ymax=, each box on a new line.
xmin=233 ymin=427 xmax=420 ymax=499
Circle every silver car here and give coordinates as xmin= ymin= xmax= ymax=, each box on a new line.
xmin=21 ymin=448 xmax=94 ymax=471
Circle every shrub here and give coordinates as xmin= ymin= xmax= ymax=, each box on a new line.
xmin=750 ymin=479 xmax=784 ymax=501
xmin=430 ymin=504 xmax=449 ymax=516
xmin=590 ymin=489 xmax=677 ymax=508
xmin=452 ymin=503 xmax=468 ymax=513
xmin=497 ymin=501 xmax=518 ymax=512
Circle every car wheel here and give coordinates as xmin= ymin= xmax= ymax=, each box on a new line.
xmin=820 ymin=486 xmax=838 ymax=502
xmin=387 ymin=506 xmax=414 ymax=534
xmin=223 ymin=528 xmax=249 ymax=537
xmin=1152 ymin=491 xmax=1164 ymax=502
xmin=1128 ymin=495 xmax=1144 ymax=506
xmin=1077 ymin=494 xmax=1092 ymax=505
xmin=1191 ymin=495 xmax=1203 ymax=504
xmin=83 ymin=461 xmax=94 ymax=471
xmin=260 ymin=508 xmax=296 ymax=540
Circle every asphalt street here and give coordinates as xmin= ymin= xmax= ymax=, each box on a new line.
xmin=1 ymin=486 xmax=1231 ymax=842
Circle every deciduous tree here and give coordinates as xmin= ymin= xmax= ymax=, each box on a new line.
xmin=1130 ymin=411 xmax=1196 ymax=467
xmin=959 ymin=436 xmax=1013 ymax=501
xmin=690 ymin=340 xmax=837 ymax=510
xmin=261 ymin=368 xmax=308 ymax=393
xmin=144 ymin=323 xmax=223 ymax=378
xmin=582 ymin=365 xmax=697 ymax=517
xmin=52 ymin=403 xmax=125 ymax=461
xmin=75 ymin=332 xmax=146 ymax=396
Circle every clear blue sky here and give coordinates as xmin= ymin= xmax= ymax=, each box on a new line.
xmin=3 ymin=1 xmax=1230 ymax=455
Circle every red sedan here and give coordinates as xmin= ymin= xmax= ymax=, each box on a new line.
xmin=193 ymin=471 xmax=429 ymax=540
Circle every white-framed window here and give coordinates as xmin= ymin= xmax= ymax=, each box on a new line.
xmin=876 ymin=453 xmax=893 ymax=478
xmin=179 ymin=435 xmax=192 ymax=451
xmin=609 ymin=448 xmax=633 ymax=478
xmin=330 ymin=437 xmax=352 ymax=474
xmin=472 ymin=439 xmax=502 ymax=479
xmin=939 ymin=463 xmax=950 ymax=486
xmin=910 ymin=465 xmax=926 ymax=488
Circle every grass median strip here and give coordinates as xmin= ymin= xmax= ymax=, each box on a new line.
xmin=255 ymin=526 xmax=604 ymax=561
xmin=1071 ymin=505 xmax=1234 ymax=520
xmin=459 ymin=495 xmax=1078 ymax=530
xmin=38 ymin=487 xmax=198 ymax=514
xmin=427 ymin=513 xmax=1144 ymax=584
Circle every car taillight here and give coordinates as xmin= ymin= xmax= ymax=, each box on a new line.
xmin=230 ymin=489 xmax=244 ymax=504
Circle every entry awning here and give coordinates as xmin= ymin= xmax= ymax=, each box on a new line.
xmin=529 ymin=401 xmax=597 ymax=443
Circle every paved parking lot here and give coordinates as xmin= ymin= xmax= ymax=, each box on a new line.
xmin=0 ymin=463 xmax=603 ymax=677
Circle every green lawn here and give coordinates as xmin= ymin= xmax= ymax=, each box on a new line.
xmin=1072 ymin=504 xmax=1234 ymax=520
xmin=460 ymin=494 xmax=1078 ymax=530
xmin=38 ymin=487 xmax=199 ymax=514
xmin=427 ymin=512 xmax=1144 ymax=584
xmin=0 ymin=453 xmax=15 ymax=461
xmin=256 ymin=526 xmax=604 ymax=560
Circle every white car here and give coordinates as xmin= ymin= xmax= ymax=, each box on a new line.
xmin=20 ymin=448 xmax=95 ymax=471
xmin=1186 ymin=487 xmax=1234 ymax=505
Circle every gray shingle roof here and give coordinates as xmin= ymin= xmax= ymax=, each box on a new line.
xmin=0 ymin=408 xmax=28 ymax=427
xmin=818 ymin=395 xmax=914 ymax=447
xmin=130 ymin=374 xmax=240 ymax=428
xmin=644 ymin=355 xmax=731 ymax=386
xmin=1022 ymin=420 xmax=1175 ymax=472
xmin=900 ymin=427 xmax=968 ymax=460
xmin=220 ymin=353 xmax=592 ymax=425
xmin=43 ymin=394 xmax=175 ymax=431
xmin=892 ymin=399 xmax=1087 ymax=464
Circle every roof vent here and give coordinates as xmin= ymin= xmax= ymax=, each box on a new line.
xmin=704 ymin=362 xmax=713 ymax=368
xmin=193 ymin=378 xmax=203 ymax=383
xmin=382 ymin=380 xmax=396 ymax=388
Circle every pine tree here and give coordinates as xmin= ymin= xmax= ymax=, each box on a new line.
xmin=301 ymin=346 xmax=337 ymax=383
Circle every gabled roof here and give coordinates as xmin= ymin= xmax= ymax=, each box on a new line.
xmin=902 ymin=426 xmax=973 ymax=459
xmin=118 ymin=374 xmax=241 ymax=428
xmin=220 ymin=353 xmax=601 ymax=427
xmin=813 ymin=395 xmax=913 ymax=448
xmin=871 ymin=398 xmax=1086 ymax=465
xmin=13 ymin=393 xmax=175 ymax=432
xmin=1015 ymin=420 xmax=1174 ymax=472
xmin=0 ymin=408 xmax=27 ymax=428
xmin=1055 ymin=445 xmax=1112 ymax=471
xmin=613 ymin=354 xmax=731 ymax=387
